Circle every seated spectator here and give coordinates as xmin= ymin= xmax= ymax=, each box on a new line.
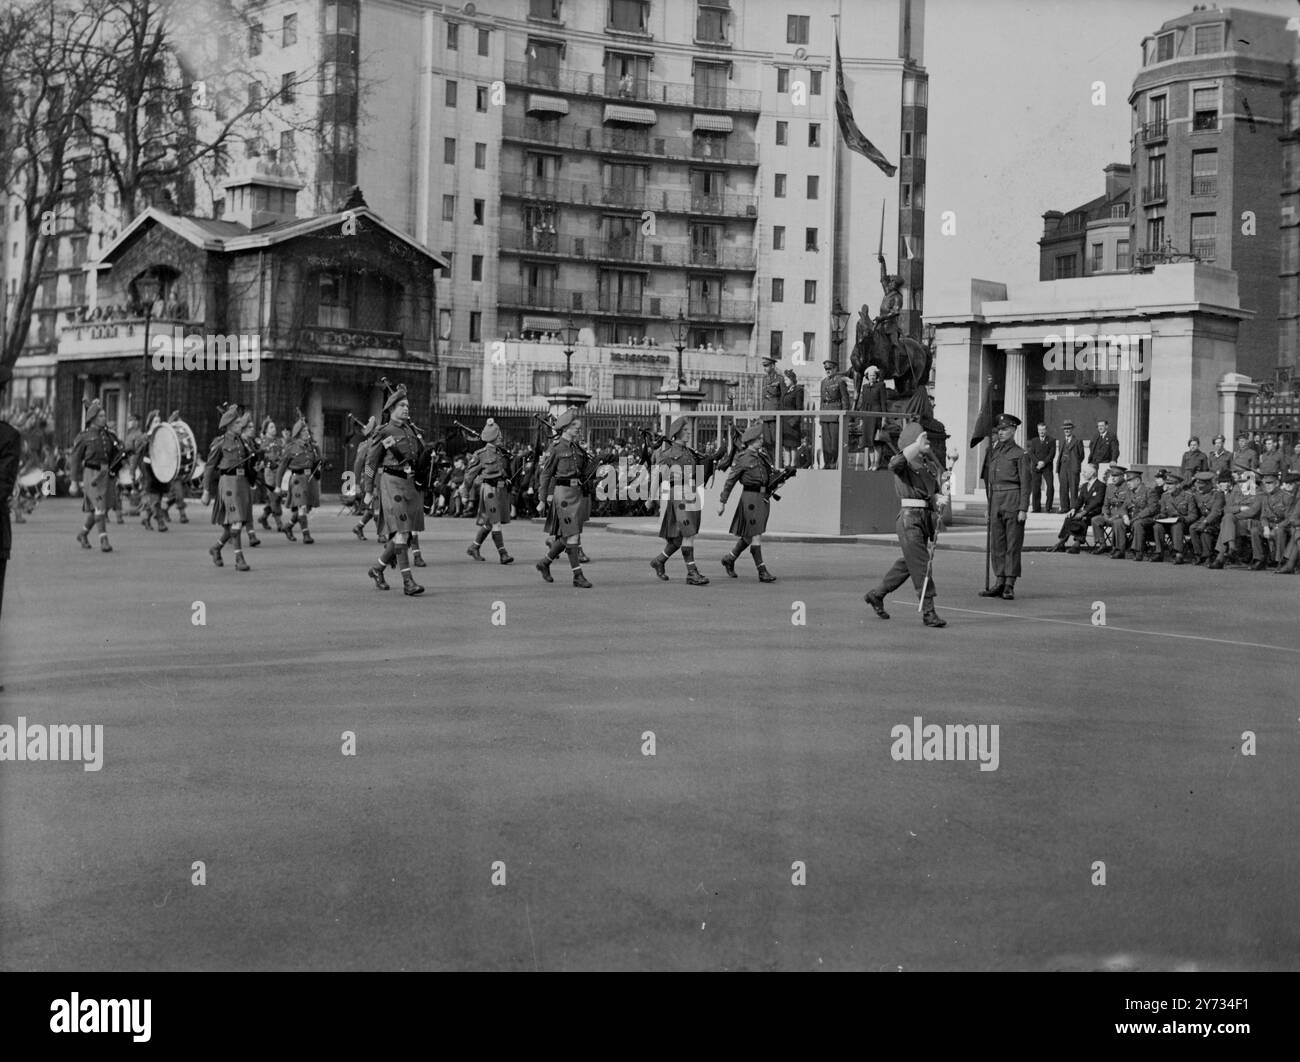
xmin=1257 ymin=469 xmax=1291 ymax=568
xmin=1187 ymin=470 xmax=1225 ymax=565
xmin=1152 ymin=469 xmax=1197 ymax=563
xmin=1120 ymin=467 xmax=1157 ymax=561
xmin=1210 ymin=471 xmax=1263 ymax=569
xmin=1276 ymin=472 xmax=1300 ymax=574
xmin=1052 ymin=463 xmax=1105 ymax=552
xmin=1091 ymin=465 xmax=1127 ymax=555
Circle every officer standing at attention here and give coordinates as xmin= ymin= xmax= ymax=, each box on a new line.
xmin=979 ymin=412 xmax=1031 ymax=600
xmin=818 ymin=359 xmax=852 ymax=470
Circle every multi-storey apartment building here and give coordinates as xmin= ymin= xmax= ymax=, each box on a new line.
xmin=1279 ymin=19 xmax=1300 ymax=375
xmin=1038 ymin=165 xmax=1132 ymax=280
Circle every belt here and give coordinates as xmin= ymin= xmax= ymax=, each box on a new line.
xmin=553 ymin=477 xmax=584 ymax=487
xmin=383 ymin=468 xmax=412 ymax=480
xmin=483 ymin=476 xmax=503 ymax=485
xmin=84 ymin=462 xmax=103 ymax=470
xmin=899 ymin=499 xmax=930 ymax=509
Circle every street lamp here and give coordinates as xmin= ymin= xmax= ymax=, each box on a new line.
xmin=136 ymin=272 xmax=161 ymax=417
xmin=924 ymin=322 xmax=936 ymax=352
xmin=672 ymin=308 xmax=688 ymax=387
xmin=831 ymin=298 xmax=851 ymax=372
xmin=561 ymin=312 xmax=579 ymax=387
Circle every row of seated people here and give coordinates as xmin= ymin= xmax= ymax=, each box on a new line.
xmin=1051 ymin=463 xmax=1300 ymax=572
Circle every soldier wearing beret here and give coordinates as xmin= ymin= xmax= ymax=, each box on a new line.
xmin=70 ymin=398 xmax=124 ymax=553
xmin=651 ymin=416 xmax=708 ymax=585
xmin=202 ymin=404 xmax=258 ymax=571
xmin=818 ymin=360 xmax=851 ymax=470
xmin=1187 ymin=470 xmax=1224 ymax=564
xmin=361 ymin=386 xmax=425 ymax=595
xmin=979 ymin=412 xmax=1031 ymax=599
xmin=463 ymin=418 xmax=515 ymax=565
xmin=1151 ymin=470 xmax=1196 ymax=563
xmin=717 ymin=422 xmax=780 ymax=582
xmin=276 ymin=412 xmax=322 ymax=544
xmin=864 ymin=421 xmax=947 ymax=627
xmin=121 ymin=412 xmax=145 ymax=517
xmin=536 ymin=407 xmax=594 ymax=588
xmin=1091 ymin=465 xmax=1127 ymax=554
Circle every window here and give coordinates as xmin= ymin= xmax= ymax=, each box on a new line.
xmin=530 ymin=0 xmax=561 ymax=19
xmin=613 ymin=375 xmax=661 ymax=399
xmin=469 ymin=312 xmax=482 ymax=342
xmin=475 ymin=142 xmax=487 ymax=169
xmin=1193 ymin=86 xmax=1218 ymax=130
xmin=249 ymin=21 xmax=262 ymax=56
xmin=441 ymin=251 xmax=453 ymax=277
xmin=776 ymin=121 xmax=787 ymax=145
xmin=280 ymin=72 xmax=296 ymax=104
xmin=1191 ymin=212 xmax=1217 ymax=261
xmin=1155 ymin=32 xmax=1173 ymax=62
xmin=901 ymin=183 xmax=912 ymax=208
xmin=282 ymin=13 xmax=297 ymax=47
xmin=774 ymin=174 xmax=786 ymax=198
xmin=477 ymin=86 xmax=489 ymax=111
xmin=1146 ymin=154 xmax=1165 ymax=199
xmin=777 ymin=67 xmax=789 ymax=94
xmin=248 ymin=81 xmax=262 ymax=108
xmin=699 ymin=379 xmax=729 ymax=404
xmin=1193 ymin=23 xmax=1222 ymax=54
xmin=1116 ymin=238 xmax=1131 ymax=270
xmin=1089 ymin=243 xmax=1103 ymax=272
xmin=690 ymin=222 xmax=722 ymax=264
xmin=770 ymin=330 xmax=783 ymax=357
xmin=787 ymin=15 xmax=809 ymax=44
xmin=609 ymin=0 xmax=648 ymax=33
xmin=478 ymin=28 xmax=489 ymax=55
xmin=773 ymin=226 xmax=785 ymax=250
xmin=902 ymin=131 xmax=912 ymax=156
xmin=810 ymin=69 xmax=822 ymax=95
xmin=443 ymin=137 xmax=456 ymax=164
xmin=527 ymin=40 xmax=562 ymax=88
xmin=693 ymin=61 xmax=727 ymax=107
xmin=1147 ymin=216 xmax=1165 ymax=253
xmin=609 ymin=51 xmax=652 ymax=99
xmin=802 ymin=332 xmax=815 ymax=361
xmin=446 ymin=80 xmax=457 ymax=106
xmin=473 ymin=199 xmax=485 ymax=224
xmin=1192 ymin=149 xmax=1217 ymax=195
xmin=804 ymin=279 xmax=816 ymax=303
xmin=280 ymin=130 xmax=295 ymax=162
xmin=447 ymin=367 xmax=471 ymax=393
xmin=1054 ymin=254 xmax=1078 ymax=279
xmin=447 ymin=22 xmax=459 ymax=49
xmin=771 ymin=278 xmax=785 ymax=302
xmin=805 ymin=228 xmax=818 ymax=251
xmin=808 ymin=123 xmax=820 ymax=147
xmin=244 ymin=135 xmax=263 ymax=158
xmin=442 ymin=195 xmax=455 ymax=221
xmin=471 ymin=254 xmax=484 ymax=281
xmin=806 ymin=175 xmax=819 ymax=199
xmin=534 ymin=370 xmax=566 ymax=395
xmin=697 ymin=4 xmax=729 ymax=43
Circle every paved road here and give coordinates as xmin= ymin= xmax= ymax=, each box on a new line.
xmin=2 ymin=501 xmax=1297 ymax=970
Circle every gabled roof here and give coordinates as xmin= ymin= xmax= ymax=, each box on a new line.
xmin=93 ymin=206 xmax=449 ymax=270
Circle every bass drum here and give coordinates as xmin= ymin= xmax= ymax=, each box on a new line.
xmin=149 ymin=421 xmax=198 ymax=485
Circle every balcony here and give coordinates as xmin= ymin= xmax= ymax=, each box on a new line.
xmin=503 ymin=60 xmax=761 ymax=113
xmin=1141 ymin=183 xmax=1167 ymax=206
xmin=499 ymin=170 xmax=759 ymax=218
xmin=1191 ymin=175 xmax=1217 ymax=196
xmin=497 ymin=228 xmax=757 ymax=270
xmin=1190 ymin=238 xmax=1216 ymax=261
xmin=1141 ymin=120 xmax=1168 ymax=144
xmin=498 ymin=286 xmax=755 ymax=323
xmin=501 ymin=117 xmax=757 ymax=165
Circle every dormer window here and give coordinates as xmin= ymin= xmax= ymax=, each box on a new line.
xmin=1156 ymin=32 xmax=1173 ymax=61
xmin=1193 ymin=23 xmax=1222 ymax=54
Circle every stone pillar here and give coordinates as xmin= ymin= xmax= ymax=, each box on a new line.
xmin=999 ymin=344 xmax=1028 ymax=429
xmin=656 ymin=383 xmax=705 ymax=438
xmin=546 ymin=384 xmax=592 ymax=422
xmin=306 ymin=377 xmax=326 ymax=442
xmin=1117 ymin=362 xmax=1143 ymax=466
xmin=1218 ymin=373 xmax=1259 ymax=444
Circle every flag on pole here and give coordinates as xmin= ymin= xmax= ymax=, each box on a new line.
xmin=835 ymin=35 xmax=897 ymax=177
xmin=969 ymin=377 xmax=996 ymax=449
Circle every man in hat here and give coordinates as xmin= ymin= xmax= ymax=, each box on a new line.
xmin=1088 ymin=419 xmax=1118 ymax=472
xmin=1180 ymin=437 xmax=1209 ymax=479
xmin=1274 ymin=472 xmax=1300 ymax=573
xmin=1026 ymin=422 xmax=1057 ymax=514
xmin=1052 ymin=463 xmax=1104 ymax=553
xmin=1056 ymin=420 xmax=1084 ymax=515
xmin=978 ymin=412 xmax=1031 ymax=599
xmin=650 ymin=416 xmax=708 ymax=585
xmin=202 ymin=405 xmax=257 ymax=571
xmin=69 ymin=399 xmax=124 ymax=552
xmin=1114 ymin=467 xmax=1155 ymax=560
xmin=864 ymin=420 xmax=948 ymax=627
xmin=463 ymin=418 xmax=515 ymax=565
xmin=256 ymin=417 xmax=286 ymax=534
xmin=1129 ymin=468 xmax=1166 ymax=560
xmin=134 ymin=410 xmax=166 ymax=531
xmin=1209 ymin=471 xmax=1262 ymax=569
xmin=759 ymin=355 xmax=786 ymax=453
xmin=361 ymin=386 xmax=425 ymax=595
xmin=1256 ymin=470 xmax=1290 ymax=569
xmin=855 ymin=364 xmax=888 ymax=470
xmin=350 ymin=416 xmax=378 ymax=541
xmin=1189 ymin=470 xmax=1229 ymax=564
xmin=717 ymin=422 xmax=780 ymax=582
xmin=1151 ymin=470 xmax=1196 ymax=563
xmin=159 ymin=410 xmax=190 ymax=524
xmin=536 ymin=407 xmax=594 ymax=588
xmin=1090 ymin=465 xmax=1127 ymax=555
xmin=277 ymin=412 xmax=321 ymax=544
xmin=818 ymin=360 xmax=852 ymax=469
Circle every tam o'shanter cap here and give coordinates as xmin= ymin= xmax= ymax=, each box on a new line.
xmin=217 ymin=403 xmax=242 ymax=430
xmin=383 ymin=384 xmax=408 ymax=412
xmin=741 ymin=423 xmax=763 ymax=444
xmin=481 ymin=418 xmax=501 ymax=443
xmin=83 ymin=399 xmax=102 ymax=423
xmin=554 ymin=408 xmax=579 ymax=430
xmin=899 ymin=421 xmax=924 ymax=449
xmin=667 ymin=416 xmax=688 ymax=438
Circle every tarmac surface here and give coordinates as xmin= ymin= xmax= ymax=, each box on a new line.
xmin=1 ymin=499 xmax=1297 ymax=970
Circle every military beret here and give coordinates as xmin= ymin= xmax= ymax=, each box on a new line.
xmin=480 ymin=418 xmax=501 ymax=443
xmin=666 ymin=416 xmax=688 ymax=439
xmin=741 ymin=422 xmax=763 ymax=445
xmin=218 ymin=404 xmax=242 ymax=430
xmin=383 ymin=384 xmax=408 ymax=412
xmin=554 ymin=408 xmax=580 ymax=431
xmin=995 ymin=413 xmax=1021 ymax=429
xmin=83 ymin=399 xmax=102 ymax=423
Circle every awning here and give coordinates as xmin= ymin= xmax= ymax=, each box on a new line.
xmin=604 ymin=104 xmax=657 ymax=125
xmin=521 ymin=315 xmax=564 ymax=332
xmin=692 ymin=114 xmax=733 ymax=133
xmin=527 ymin=94 xmax=569 ymax=115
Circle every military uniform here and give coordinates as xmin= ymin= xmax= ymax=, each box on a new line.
xmin=257 ymin=422 xmax=287 ymax=533
xmin=818 ymin=366 xmax=851 ymax=469
xmin=135 ymin=414 xmax=169 ymax=531
xmin=1189 ymin=473 xmax=1228 ymax=563
xmin=1151 ymin=472 xmax=1197 ymax=562
xmin=363 ymin=385 xmax=425 ymax=595
xmin=1090 ymin=471 xmax=1127 ymax=554
xmin=69 ymin=402 xmax=123 ymax=552
xmin=535 ymin=408 xmax=594 ymax=588
xmin=718 ymin=423 xmax=780 ymax=582
xmin=276 ymin=420 xmax=321 ymax=542
xmin=1211 ymin=483 xmax=1263 ymax=566
xmin=981 ymin=414 xmax=1031 ymax=592
xmin=122 ymin=421 xmax=145 ymax=515
xmin=650 ymin=418 xmax=708 ymax=585
xmin=1276 ymin=474 xmax=1300 ymax=572
xmin=759 ymin=362 xmax=786 ymax=453
xmin=204 ymin=407 xmax=257 ymax=571
xmin=464 ymin=420 xmax=514 ymax=565
xmin=1180 ymin=447 xmax=1209 ymax=478
xmin=1125 ymin=472 xmax=1161 ymax=560
xmin=1206 ymin=447 xmax=1232 ymax=474
xmin=1256 ymin=475 xmax=1291 ymax=565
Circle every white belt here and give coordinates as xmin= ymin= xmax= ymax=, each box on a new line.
xmin=899 ymin=499 xmax=929 ymax=508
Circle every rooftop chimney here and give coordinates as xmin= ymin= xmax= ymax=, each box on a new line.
xmin=221 ymin=159 xmax=304 ymax=230
xmin=1103 ymin=163 xmax=1132 ymax=201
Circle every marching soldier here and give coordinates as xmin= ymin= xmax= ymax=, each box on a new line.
xmin=864 ymin=420 xmax=947 ymax=627
xmin=536 ymin=408 xmax=594 ymax=588
xmin=350 ymin=417 xmax=378 ymax=541
xmin=70 ymin=398 xmax=124 ymax=553
xmin=276 ymin=412 xmax=321 ymax=544
xmin=134 ymin=410 xmax=165 ymax=531
xmin=122 ymin=412 xmax=145 ymax=517
xmin=650 ymin=417 xmax=708 ymax=585
xmin=463 ymin=418 xmax=515 ymax=565
xmin=256 ymin=417 xmax=287 ymax=534
xmin=361 ymin=385 xmax=425 ymax=596
xmin=717 ymin=423 xmax=779 ymax=582
xmin=202 ymin=404 xmax=257 ymax=571
xmin=818 ymin=359 xmax=852 ymax=470
xmin=161 ymin=410 xmax=190 ymax=523
xmin=979 ymin=412 xmax=1031 ymax=599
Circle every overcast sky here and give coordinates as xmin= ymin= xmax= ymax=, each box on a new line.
xmin=923 ymin=0 xmax=1299 ymax=309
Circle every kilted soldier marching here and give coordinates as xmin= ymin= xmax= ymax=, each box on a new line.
xmin=122 ymin=412 xmax=145 ymax=517
xmin=361 ymin=384 xmax=425 ymax=596
xmin=463 ymin=418 xmax=515 ymax=564
xmin=717 ymin=422 xmax=791 ymax=582
xmin=276 ymin=412 xmax=321 ymax=543
xmin=650 ymin=416 xmax=708 ymax=585
xmin=202 ymin=403 xmax=259 ymax=571
xmin=256 ymin=417 xmax=287 ymax=534
xmin=350 ymin=416 xmax=378 ymax=541
xmin=135 ymin=409 xmax=168 ymax=531
xmin=161 ymin=410 xmax=190 ymax=523
xmin=864 ymin=421 xmax=948 ymax=628
xmin=536 ymin=407 xmax=594 ymax=588
xmin=70 ymin=398 xmax=125 ymax=553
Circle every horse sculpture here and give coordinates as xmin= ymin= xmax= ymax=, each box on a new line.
xmin=849 ymin=303 xmax=933 ymax=400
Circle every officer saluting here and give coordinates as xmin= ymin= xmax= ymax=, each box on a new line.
xmin=979 ymin=412 xmax=1031 ymax=600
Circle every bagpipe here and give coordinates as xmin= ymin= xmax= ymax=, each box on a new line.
xmin=764 ymin=464 xmax=798 ymax=502
xmin=533 ymin=412 xmax=598 ymax=497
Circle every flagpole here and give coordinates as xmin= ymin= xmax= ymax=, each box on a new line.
xmin=830 ymin=13 xmax=843 ymax=371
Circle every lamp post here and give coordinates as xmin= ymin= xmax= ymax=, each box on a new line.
xmin=561 ymin=312 xmax=579 ymax=387
xmin=672 ymin=308 xmax=688 ymax=387
xmin=136 ymin=272 xmax=161 ymax=418
xmin=831 ymin=298 xmax=851 ymax=373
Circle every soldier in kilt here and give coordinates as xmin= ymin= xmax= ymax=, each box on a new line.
xmin=717 ymin=423 xmax=778 ymax=582
xmin=202 ymin=405 xmax=258 ymax=571
xmin=650 ymin=416 xmax=708 ymax=585
xmin=69 ymin=399 xmax=123 ymax=553
xmin=536 ymin=408 xmax=594 ymax=588
xmin=361 ymin=385 xmax=425 ymax=596
xmin=161 ymin=410 xmax=190 ymax=524
xmin=136 ymin=410 xmax=167 ymax=531
xmin=350 ymin=416 xmax=378 ymax=541
xmin=276 ymin=413 xmax=321 ymax=543
xmin=463 ymin=418 xmax=515 ymax=564
xmin=256 ymin=417 xmax=287 ymax=534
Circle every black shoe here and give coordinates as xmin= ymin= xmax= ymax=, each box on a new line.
xmin=1050 ymin=542 xmax=1066 ymax=553
xmin=412 ymin=552 xmax=426 ymax=567
xmin=259 ymin=513 xmax=271 ymax=530
xmin=922 ymin=609 xmax=947 ymax=628
xmin=1173 ymin=555 xmax=1184 ymax=565
xmin=467 ymin=544 xmax=485 ymax=562
xmin=77 ymin=530 xmax=91 ymax=550
xmin=1001 ymin=585 xmax=1015 ymax=600
xmin=499 ymin=551 xmax=514 ymax=564
xmin=100 ymin=537 xmax=113 ymax=553
xmin=1150 ymin=552 xmax=1163 ymax=563
xmin=721 ymin=554 xmax=737 ymax=578
xmin=864 ymin=590 xmax=890 ymax=619
xmin=368 ymin=565 xmax=390 ymax=590
xmin=536 ymin=559 xmax=554 ymax=583
xmin=246 ymin=532 xmax=260 ymax=548
xmin=572 ymin=571 xmax=593 ymax=588
xmin=1091 ymin=545 xmax=1107 ymax=555
xmin=234 ymin=552 xmax=250 ymax=572
xmin=978 ymin=584 xmax=1005 ymax=597
xmin=301 ymin=531 xmax=314 ymax=544
xmin=1067 ymin=545 xmax=1081 ymax=555
xmin=1208 ymin=557 xmax=1225 ymax=569
xmin=284 ymin=527 xmax=297 ymax=542
xmin=1132 ymin=552 xmax=1143 ymax=562
xmin=209 ymin=545 xmax=224 ymax=567
xmin=1110 ymin=551 xmax=1125 ymax=560
xmin=352 ymin=523 xmax=366 ymax=541
xmin=1250 ymin=559 xmax=1267 ymax=571
xmin=757 ymin=567 xmax=776 ymax=583
xmin=686 ymin=568 xmax=709 ymax=585
xmin=577 ymin=549 xmax=590 ymax=564
xmin=402 ymin=573 xmax=425 ymax=596
xmin=650 ymin=557 xmax=668 ymax=581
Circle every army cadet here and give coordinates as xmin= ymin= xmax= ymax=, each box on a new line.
xmin=1090 ymin=465 xmax=1127 ymax=554
xmin=979 ymin=412 xmax=1031 ymax=599
xmin=759 ymin=355 xmax=786 ymax=453
xmin=1126 ymin=468 xmax=1161 ymax=560
xmin=1275 ymin=472 xmax=1300 ymax=573
xmin=536 ymin=408 xmax=594 ymax=588
xmin=257 ymin=417 xmax=287 ymax=534
xmin=350 ymin=416 xmax=378 ymax=541
xmin=1187 ymin=470 xmax=1224 ymax=564
xmin=1151 ymin=470 xmax=1196 ymax=563
xmin=463 ymin=418 xmax=515 ymax=565
xmin=1209 ymin=472 xmax=1262 ymax=569
xmin=202 ymin=405 xmax=257 ymax=571
xmin=1180 ymin=437 xmax=1209 ymax=478
xmin=650 ymin=416 xmax=708 ymax=585
xmin=818 ymin=359 xmax=852 ymax=469
xmin=1205 ymin=435 xmax=1231 ymax=474
xmin=1256 ymin=470 xmax=1290 ymax=568
xmin=864 ymin=421 xmax=947 ymax=627
xmin=276 ymin=412 xmax=321 ymax=544
xmin=361 ymin=385 xmax=425 ymax=596
xmin=70 ymin=398 xmax=124 ymax=553
xmin=717 ymin=423 xmax=779 ymax=582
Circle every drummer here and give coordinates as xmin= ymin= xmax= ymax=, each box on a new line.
xmin=256 ymin=417 xmax=286 ymax=534
xmin=137 ymin=409 xmax=169 ymax=531
xmin=122 ymin=412 xmax=145 ymax=517
xmin=276 ymin=411 xmax=321 ymax=544
xmin=69 ymin=398 xmax=123 ymax=553
xmin=202 ymin=404 xmax=256 ymax=571
xmin=160 ymin=410 xmax=190 ymax=524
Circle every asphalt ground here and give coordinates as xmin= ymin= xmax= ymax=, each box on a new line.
xmin=1 ymin=499 xmax=1297 ymax=971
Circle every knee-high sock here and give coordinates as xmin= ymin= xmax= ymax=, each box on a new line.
xmin=83 ymin=513 xmax=96 ymax=531
xmin=299 ymin=512 xmax=310 ymax=529
xmin=729 ymin=538 xmax=750 ymax=558
xmin=662 ymin=537 xmax=681 ymax=560
xmin=475 ymin=526 xmax=490 ymax=545
xmin=96 ymin=513 xmax=107 ymax=534
xmin=682 ymin=543 xmax=697 ymax=567
xmin=547 ymin=538 xmax=567 ymax=560
xmin=491 ymin=530 xmax=506 ymax=550
xmin=377 ymin=541 xmax=397 ymax=567
xmin=751 ymin=544 xmax=765 ymax=567
xmin=230 ymin=527 xmax=244 ymax=551
xmin=217 ymin=527 xmax=231 ymax=547
xmin=397 ymin=544 xmax=412 ymax=571
xmin=566 ymin=545 xmax=583 ymax=571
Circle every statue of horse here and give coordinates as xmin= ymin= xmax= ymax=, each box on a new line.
xmin=849 ymin=304 xmax=933 ymax=399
